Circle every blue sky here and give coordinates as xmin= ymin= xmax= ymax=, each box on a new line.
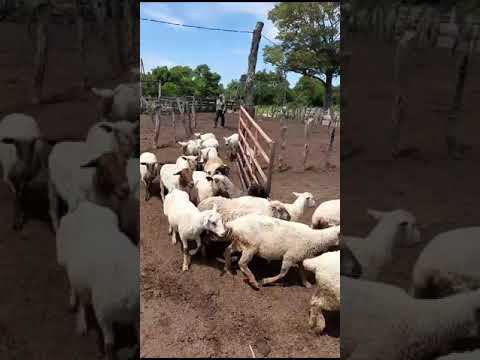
xmin=140 ymin=2 xmax=340 ymax=88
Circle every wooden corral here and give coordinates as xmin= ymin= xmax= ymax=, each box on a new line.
xmin=236 ymin=105 xmax=276 ymax=195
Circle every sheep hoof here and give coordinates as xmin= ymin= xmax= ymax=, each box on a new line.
xmin=189 ymin=248 xmax=198 ymax=256
xmin=182 ymin=265 xmax=189 ymax=272
xmin=304 ymin=281 xmax=312 ymax=289
xmin=244 ymin=279 xmax=260 ymax=290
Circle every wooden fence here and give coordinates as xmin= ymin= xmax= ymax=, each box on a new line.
xmin=237 ymin=106 xmax=276 ymax=195
xmin=143 ymin=96 xmax=239 ymax=113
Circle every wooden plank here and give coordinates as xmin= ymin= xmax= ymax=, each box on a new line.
xmin=240 ymin=121 xmax=270 ymax=163
xmin=240 ymin=106 xmax=273 ymax=144
xmin=250 ymin=153 xmax=267 ymax=183
xmin=237 ymin=138 xmax=260 ymax=184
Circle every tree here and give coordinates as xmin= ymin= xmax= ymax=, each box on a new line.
xmin=293 ymin=76 xmax=325 ymax=107
xmin=140 ymin=64 xmax=223 ymax=98
xmin=264 ymin=2 xmax=340 ymax=108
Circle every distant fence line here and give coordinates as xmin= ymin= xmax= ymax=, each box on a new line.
xmin=143 ymin=96 xmax=240 ymax=113
xmin=255 ymin=105 xmax=340 ymax=127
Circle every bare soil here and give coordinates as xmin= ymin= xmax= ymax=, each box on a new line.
xmin=140 ymin=111 xmax=340 ymax=358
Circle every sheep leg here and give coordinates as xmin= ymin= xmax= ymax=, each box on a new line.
xmin=238 ymin=250 xmax=260 ymax=290
xmin=97 ymin=318 xmax=116 ymax=360
xmin=181 ymin=236 xmax=191 ymax=271
xmin=12 ymin=183 xmax=25 ymax=231
xmin=76 ymin=304 xmax=87 ymax=336
xmin=298 ymin=264 xmax=312 ymax=288
xmin=223 ymin=243 xmax=234 ymax=274
xmin=170 ymin=229 xmax=177 ymax=245
xmin=188 ymin=236 xmax=202 ymax=256
xmin=159 ymin=180 xmax=165 ymax=203
xmin=68 ymin=287 xmax=78 ymax=312
xmin=48 ymin=179 xmax=60 ymax=232
xmin=260 ymin=258 xmax=293 ymax=287
xmin=200 ymin=243 xmax=207 ymax=258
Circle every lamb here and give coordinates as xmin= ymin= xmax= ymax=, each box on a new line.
xmin=224 ymin=133 xmax=239 ymax=160
xmin=343 ymin=209 xmax=422 ymax=280
xmin=411 ymin=227 xmax=480 ymax=299
xmin=91 ymin=82 xmax=140 ymax=123
xmin=198 ymin=196 xmax=291 ymax=224
xmin=223 ymin=214 xmax=340 ymax=290
xmin=269 ymin=192 xmax=316 ymax=222
xmin=302 ymin=251 xmax=340 ymax=334
xmin=0 ymin=113 xmax=51 ymax=230
xmin=85 ymin=120 xmax=138 ymax=159
xmin=200 ymin=137 xmax=219 ymax=150
xmin=341 ymin=276 xmax=480 ymax=360
xmin=175 ymin=155 xmax=198 ymax=172
xmin=140 ymin=152 xmax=161 ymax=201
xmin=204 ymin=152 xmax=230 ymax=176
xmin=56 ymin=200 xmax=139 ymax=359
xmin=194 ymin=132 xmax=216 ymax=141
xmin=163 ymin=189 xmax=227 ymax=271
xmin=48 ymin=120 xmax=137 ymax=232
xmin=159 ymin=164 xmax=194 ymax=203
xmin=312 ymin=199 xmax=340 ymax=229
xmin=199 ymin=146 xmax=218 ymax=163
xmin=191 ymin=172 xmax=230 ymax=204
xmin=178 ymin=139 xmax=202 ymax=156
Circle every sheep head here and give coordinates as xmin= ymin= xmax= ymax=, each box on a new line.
xmin=81 ymin=151 xmax=130 ymax=201
xmin=202 ymin=204 xmax=226 ymax=237
xmin=367 ymin=209 xmax=421 ymax=247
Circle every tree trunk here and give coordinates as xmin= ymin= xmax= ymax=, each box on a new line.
xmin=31 ymin=5 xmax=50 ymax=104
xmin=324 ymin=71 xmax=334 ymax=109
xmin=244 ymin=22 xmax=264 ymax=118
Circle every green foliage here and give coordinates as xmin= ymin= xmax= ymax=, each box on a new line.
xmin=141 ymin=64 xmax=223 ymax=98
xmin=264 ymin=2 xmax=340 ymax=107
xmin=292 ymin=76 xmax=325 ymax=106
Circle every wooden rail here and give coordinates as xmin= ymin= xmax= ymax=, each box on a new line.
xmin=237 ymin=105 xmax=276 ymax=195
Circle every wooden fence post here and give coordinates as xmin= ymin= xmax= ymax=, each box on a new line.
xmin=303 ymin=120 xmax=311 ymax=170
xmin=277 ymin=111 xmax=289 ymax=172
xmin=244 ymin=22 xmax=264 ymax=118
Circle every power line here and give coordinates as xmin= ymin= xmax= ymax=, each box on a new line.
xmin=262 ymin=34 xmax=280 ymax=46
xmin=140 ymin=17 xmax=253 ymax=34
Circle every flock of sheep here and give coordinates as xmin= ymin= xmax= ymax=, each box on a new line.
xmin=0 ymin=72 xmax=141 ymax=359
xmin=140 ymin=128 xmax=342 ymax=336
xmin=341 ymin=209 xmax=480 ymax=360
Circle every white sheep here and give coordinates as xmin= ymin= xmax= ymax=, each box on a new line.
xmin=199 ymin=146 xmax=219 ymax=163
xmin=140 ymin=152 xmax=160 ymax=201
xmin=224 ymin=133 xmax=239 ymax=159
xmin=270 ymin=192 xmax=316 ymax=222
xmin=198 ymin=196 xmax=291 ymax=224
xmin=56 ymin=200 xmax=139 ymax=358
xmin=411 ymin=227 xmax=480 ymax=299
xmin=175 ymin=155 xmax=198 ymax=171
xmin=159 ymin=164 xmax=194 ymax=203
xmin=312 ymin=199 xmax=340 ymax=228
xmin=302 ymin=251 xmax=340 ymax=334
xmin=178 ymin=139 xmax=202 ymax=156
xmin=92 ymin=82 xmax=140 ymax=123
xmin=194 ymin=132 xmax=216 ymax=141
xmin=223 ymin=214 xmax=340 ymax=290
xmin=204 ymin=151 xmax=229 ymax=177
xmin=85 ymin=120 xmax=138 ymax=159
xmin=163 ymin=189 xmax=226 ymax=271
xmin=343 ymin=209 xmax=422 ymax=280
xmin=0 ymin=113 xmax=49 ymax=230
xmin=342 ymin=276 xmax=480 ymax=360
xmin=200 ymin=137 xmax=219 ymax=150
xmin=0 ymin=113 xmax=41 ymax=192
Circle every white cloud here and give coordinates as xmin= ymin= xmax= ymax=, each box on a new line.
xmin=141 ymin=3 xmax=189 ymax=31
xmin=141 ymin=52 xmax=175 ymax=73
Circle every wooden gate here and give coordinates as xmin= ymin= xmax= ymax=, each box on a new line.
xmin=237 ymin=106 xmax=276 ymax=195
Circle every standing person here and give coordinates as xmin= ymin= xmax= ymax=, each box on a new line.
xmin=214 ymin=94 xmax=226 ymax=128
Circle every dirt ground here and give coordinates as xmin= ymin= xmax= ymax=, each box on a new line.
xmin=341 ymin=32 xmax=480 ymax=294
xmin=0 ymin=72 xmax=135 ymax=359
xmin=139 ymin=111 xmax=340 ymax=358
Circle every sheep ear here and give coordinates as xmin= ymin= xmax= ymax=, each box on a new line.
xmin=367 ymin=209 xmax=385 ymax=220
xmin=181 ymin=156 xmax=188 ymax=160
xmin=178 ymin=141 xmax=187 ymax=146
xmin=292 ymin=192 xmax=300 ymax=197
xmin=80 ymin=158 xmax=98 ymax=168
xmin=173 ymin=170 xmax=182 ymax=176
xmin=99 ymin=124 xmax=114 ymax=132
